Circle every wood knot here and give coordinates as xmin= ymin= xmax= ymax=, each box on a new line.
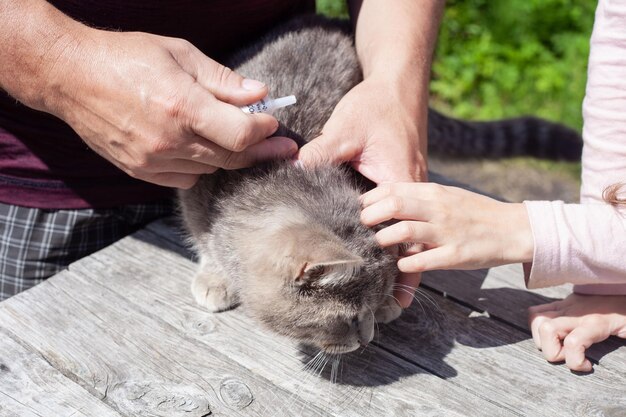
xmin=219 ymin=378 xmax=253 ymax=410
xmin=110 ymin=380 xmax=211 ymax=416
xmin=192 ymin=320 xmax=215 ymax=335
xmin=183 ymin=311 xmax=216 ymax=335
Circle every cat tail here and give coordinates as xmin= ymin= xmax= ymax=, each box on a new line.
xmin=427 ymin=108 xmax=583 ymax=161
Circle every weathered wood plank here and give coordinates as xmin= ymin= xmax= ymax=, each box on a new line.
xmin=66 ymin=227 xmax=510 ymax=417
xmin=377 ymin=292 xmax=626 ymax=417
xmin=0 ymin=274 xmax=329 ymax=417
xmin=144 ymin=219 xmax=626 ymax=417
xmin=0 ymin=329 xmax=121 ymax=417
xmin=422 ymin=266 xmax=571 ymax=329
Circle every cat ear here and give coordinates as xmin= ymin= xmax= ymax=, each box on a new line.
xmin=267 ymin=220 xmax=363 ymax=285
xmin=293 ymin=244 xmax=363 ymax=286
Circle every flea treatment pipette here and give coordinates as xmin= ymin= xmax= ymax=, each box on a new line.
xmin=240 ymin=95 xmax=297 ymax=114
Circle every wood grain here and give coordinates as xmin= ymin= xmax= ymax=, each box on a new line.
xmin=0 ymin=328 xmax=121 ymax=417
xmin=378 ymin=291 xmax=626 ymax=417
xmin=0 ymin=273 xmax=328 ymax=417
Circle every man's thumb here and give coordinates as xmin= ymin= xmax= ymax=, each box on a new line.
xmin=296 ymin=133 xmax=351 ymax=168
xmin=203 ymin=64 xmax=268 ymax=105
xmin=169 ymin=42 xmax=268 ymax=105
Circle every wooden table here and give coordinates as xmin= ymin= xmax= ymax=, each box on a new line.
xmin=1 ymin=179 xmax=625 ymax=416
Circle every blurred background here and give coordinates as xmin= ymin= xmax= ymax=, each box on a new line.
xmin=317 ymin=0 xmax=596 ymax=202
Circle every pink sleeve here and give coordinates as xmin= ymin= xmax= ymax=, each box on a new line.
xmin=523 ymin=201 xmax=626 ymax=292
xmin=522 ymin=0 xmax=626 ymax=294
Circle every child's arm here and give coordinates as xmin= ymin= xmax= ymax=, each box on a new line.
xmin=523 ymin=200 xmax=626 ymax=290
xmin=360 ymin=183 xmax=626 ymax=301
xmin=360 ymin=182 xmax=534 ymax=272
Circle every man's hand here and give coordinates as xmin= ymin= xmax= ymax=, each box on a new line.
xmin=296 ymin=75 xmax=427 ymax=184
xmin=47 ymin=30 xmax=297 ymax=188
xmin=0 ymin=0 xmax=298 ymax=189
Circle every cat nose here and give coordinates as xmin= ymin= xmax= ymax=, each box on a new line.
xmin=352 ymin=317 xmax=369 ymax=347
xmin=356 ymin=314 xmax=375 ymax=346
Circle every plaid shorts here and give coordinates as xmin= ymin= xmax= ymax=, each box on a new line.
xmin=0 ymin=200 xmax=173 ymax=301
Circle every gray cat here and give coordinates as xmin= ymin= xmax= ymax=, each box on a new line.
xmin=178 ymin=16 xmax=581 ymax=355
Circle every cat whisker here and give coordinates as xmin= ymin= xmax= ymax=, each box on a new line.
xmin=392 ymin=283 xmax=440 ymax=310
xmin=365 ymin=304 xmax=380 ymax=344
xmin=391 ymin=288 xmax=428 ymax=317
xmin=392 ymin=287 xmax=445 ymax=327
xmin=331 ymin=355 xmax=340 ymax=384
xmin=414 ymin=288 xmax=441 ymax=312
xmin=284 ymin=349 xmax=328 ymax=416
xmin=302 ymin=350 xmax=324 ymax=372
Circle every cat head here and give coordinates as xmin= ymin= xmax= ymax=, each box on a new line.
xmin=237 ymin=207 xmax=399 ymax=354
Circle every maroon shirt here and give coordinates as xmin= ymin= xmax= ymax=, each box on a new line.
xmin=0 ymin=0 xmax=314 ymax=209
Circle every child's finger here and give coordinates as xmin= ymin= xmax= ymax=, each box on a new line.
xmin=375 ymin=221 xmax=436 ymax=247
xmin=360 ymin=196 xmax=431 ymax=226
xmin=537 ymin=317 xmax=573 ymax=362
xmin=563 ymin=325 xmax=608 ymax=372
xmin=529 ymin=310 xmax=559 ymax=349
xmin=397 ymin=247 xmax=453 ymax=273
xmin=359 ymin=182 xmax=420 ymax=207
xmin=359 ymin=182 xmax=432 ymax=208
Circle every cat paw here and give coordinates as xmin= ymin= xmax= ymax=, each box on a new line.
xmin=191 ymin=274 xmax=239 ymax=313
xmin=375 ymin=298 xmax=402 ymax=324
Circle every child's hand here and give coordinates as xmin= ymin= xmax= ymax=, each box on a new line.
xmin=528 ymin=294 xmax=626 ymax=372
xmin=360 ymin=183 xmax=534 ymax=273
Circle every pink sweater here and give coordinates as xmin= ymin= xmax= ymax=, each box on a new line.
xmin=523 ymin=0 xmax=626 ymax=295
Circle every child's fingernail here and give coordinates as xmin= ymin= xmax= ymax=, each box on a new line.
xmin=242 ymin=78 xmax=266 ymax=90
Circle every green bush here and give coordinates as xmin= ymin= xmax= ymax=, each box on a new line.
xmin=317 ymin=0 xmax=595 ymax=131
xmin=432 ymin=0 xmax=594 ymax=131
xmin=316 ymin=0 xmax=349 ymax=18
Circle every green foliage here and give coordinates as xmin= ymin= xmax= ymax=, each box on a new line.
xmin=316 ymin=0 xmax=594 ymax=132
xmin=432 ymin=0 xmax=595 ymax=131
xmin=316 ymin=0 xmax=349 ymax=18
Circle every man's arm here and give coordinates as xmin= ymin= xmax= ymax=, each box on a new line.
xmin=349 ymin=0 xmax=444 ymax=181
xmin=0 ymin=0 xmax=82 ymax=111
xmin=297 ymin=0 xmax=443 ymax=183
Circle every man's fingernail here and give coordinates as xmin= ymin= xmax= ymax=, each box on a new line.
xmin=283 ymin=141 xmax=299 ymax=157
xmin=242 ymin=78 xmax=266 ymax=90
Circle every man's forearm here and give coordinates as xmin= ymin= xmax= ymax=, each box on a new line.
xmin=0 ymin=0 xmax=86 ymax=111
xmin=349 ymin=0 xmax=443 ymax=88
xmin=349 ymin=0 xmax=443 ymax=159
